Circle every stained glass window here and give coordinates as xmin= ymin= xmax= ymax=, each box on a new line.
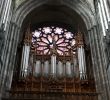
xmin=31 ymin=26 xmax=76 ymax=56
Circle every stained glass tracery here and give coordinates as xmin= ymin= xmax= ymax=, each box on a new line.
xmin=32 ymin=26 xmax=76 ymax=56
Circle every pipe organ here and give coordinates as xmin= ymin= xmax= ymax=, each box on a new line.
xmin=43 ymin=61 xmax=50 ymax=77
xmin=19 ymin=28 xmax=87 ymax=80
xmin=51 ymin=55 xmax=56 ymax=76
xmin=77 ymin=33 xmax=87 ymax=80
xmin=20 ymin=44 xmax=30 ymax=78
xmin=30 ymin=60 xmax=76 ymax=78
xmin=10 ymin=26 xmax=97 ymax=100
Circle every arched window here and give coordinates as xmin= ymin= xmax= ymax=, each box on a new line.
xmin=31 ymin=26 xmax=76 ymax=56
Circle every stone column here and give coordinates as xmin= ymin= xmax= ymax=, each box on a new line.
xmin=0 ymin=0 xmax=5 ymax=26
xmin=0 ymin=22 xmax=20 ymax=98
xmin=95 ymin=25 xmax=110 ymax=100
xmin=5 ymin=26 xmax=20 ymax=90
xmin=88 ymin=25 xmax=110 ymax=100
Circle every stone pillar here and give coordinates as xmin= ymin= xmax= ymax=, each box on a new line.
xmin=0 ymin=0 xmax=5 ymax=25
xmin=0 ymin=1 xmax=13 ymax=98
xmin=88 ymin=25 xmax=110 ymax=100
xmin=0 ymin=22 xmax=20 ymax=98
xmin=5 ymin=25 xmax=20 ymax=90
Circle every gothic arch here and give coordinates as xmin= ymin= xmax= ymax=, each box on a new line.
xmin=13 ymin=0 xmax=96 ymax=30
xmin=10 ymin=0 xmax=97 ymax=53
xmin=2 ymin=0 xmax=109 ymax=100
xmin=11 ymin=0 xmax=97 ymax=89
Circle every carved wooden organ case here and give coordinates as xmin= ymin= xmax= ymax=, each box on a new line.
xmin=11 ymin=25 xmax=96 ymax=93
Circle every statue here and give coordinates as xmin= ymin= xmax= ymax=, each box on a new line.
xmin=0 ymin=23 xmax=5 ymax=65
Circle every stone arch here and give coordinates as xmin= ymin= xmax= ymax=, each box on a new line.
xmin=11 ymin=0 xmax=96 ymax=50
xmin=11 ymin=0 xmax=96 ymax=85
xmin=13 ymin=0 xmax=95 ymax=30
xmin=1 ymin=1 xmax=110 ymax=100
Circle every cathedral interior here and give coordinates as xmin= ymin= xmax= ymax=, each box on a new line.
xmin=0 ymin=0 xmax=110 ymax=100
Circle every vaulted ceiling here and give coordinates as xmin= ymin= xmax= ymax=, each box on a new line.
xmin=15 ymin=0 xmax=95 ymax=13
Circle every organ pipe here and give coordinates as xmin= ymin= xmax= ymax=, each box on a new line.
xmin=78 ymin=47 xmax=81 ymax=79
xmin=57 ymin=61 xmax=63 ymax=77
xmin=51 ymin=55 xmax=56 ymax=77
xmin=77 ymin=33 xmax=87 ymax=80
xmin=73 ymin=57 xmax=79 ymax=77
xmin=20 ymin=44 xmax=30 ymax=78
xmin=78 ymin=46 xmax=87 ymax=80
xmin=43 ymin=61 xmax=49 ymax=77
xmin=73 ymin=57 xmax=77 ymax=68
xmin=34 ymin=60 xmax=41 ymax=77
xmin=66 ymin=61 xmax=72 ymax=78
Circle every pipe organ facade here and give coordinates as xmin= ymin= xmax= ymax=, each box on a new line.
xmin=19 ymin=26 xmax=88 ymax=80
xmin=11 ymin=25 xmax=96 ymax=99
xmin=1 ymin=0 xmax=110 ymax=99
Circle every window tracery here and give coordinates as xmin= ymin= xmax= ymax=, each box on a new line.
xmin=31 ymin=26 xmax=76 ymax=56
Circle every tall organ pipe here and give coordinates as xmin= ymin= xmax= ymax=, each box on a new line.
xmin=66 ymin=61 xmax=72 ymax=78
xmin=51 ymin=55 xmax=56 ymax=77
xmin=43 ymin=61 xmax=49 ymax=77
xmin=73 ymin=57 xmax=78 ymax=77
xmin=34 ymin=60 xmax=41 ymax=77
xmin=57 ymin=61 xmax=63 ymax=78
xmin=78 ymin=47 xmax=82 ymax=79
xmin=78 ymin=46 xmax=87 ymax=80
xmin=20 ymin=45 xmax=24 ymax=77
xmin=20 ymin=44 xmax=30 ymax=78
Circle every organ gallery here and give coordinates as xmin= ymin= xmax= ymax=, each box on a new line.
xmin=10 ymin=25 xmax=97 ymax=99
xmin=1 ymin=0 xmax=110 ymax=100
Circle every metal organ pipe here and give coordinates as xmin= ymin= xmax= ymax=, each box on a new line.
xmin=34 ymin=61 xmax=41 ymax=77
xmin=66 ymin=61 xmax=72 ymax=78
xmin=73 ymin=57 xmax=78 ymax=77
xmin=78 ymin=46 xmax=87 ymax=80
xmin=78 ymin=47 xmax=82 ymax=79
xmin=81 ymin=46 xmax=84 ymax=76
xmin=23 ymin=45 xmax=27 ymax=77
xmin=26 ymin=46 xmax=30 ymax=71
xmin=20 ymin=44 xmax=30 ymax=78
xmin=43 ymin=61 xmax=49 ymax=77
xmin=57 ymin=61 xmax=63 ymax=78
xmin=82 ymin=47 xmax=87 ymax=78
xmin=73 ymin=57 xmax=77 ymax=68
xmin=20 ymin=45 xmax=25 ymax=77
xmin=22 ymin=45 xmax=27 ymax=77
xmin=51 ymin=55 xmax=56 ymax=76
xmin=25 ymin=45 xmax=30 ymax=77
